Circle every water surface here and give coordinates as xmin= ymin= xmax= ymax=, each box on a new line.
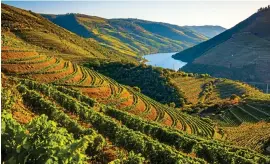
xmin=144 ymin=52 xmax=187 ymax=71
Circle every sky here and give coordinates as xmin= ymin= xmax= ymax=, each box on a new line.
xmin=3 ymin=1 xmax=270 ymax=28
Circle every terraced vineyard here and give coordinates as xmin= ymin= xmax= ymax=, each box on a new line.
xmin=207 ymin=80 xmax=270 ymax=126
xmin=218 ymin=102 xmax=270 ymax=126
xmin=2 ymin=77 xmax=270 ymax=163
xmin=2 ymin=47 xmax=219 ymax=139
xmin=223 ymin=122 xmax=270 ymax=154
xmin=2 ymin=3 xmax=139 ymax=63
xmin=2 ymin=3 xmax=270 ymax=163
xmin=170 ymin=76 xmax=213 ymax=104
xmin=169 ymin=73 xmax=264 ymax=106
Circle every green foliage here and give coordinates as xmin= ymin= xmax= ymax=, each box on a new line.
xmin=85 ymin=61 xmax=185 ymax=107
xmin=179 ymin=98 xmax=185 ymax=106
xmin=169 ymin=102 xmax=176 ymax=108
xmin=44 ymin=78 xmax=269 ymax=164
xmin=3 ymin=78 xmax=268 ymax=163
xmin=199 ymin=80 xmax=215 ymax=103
xmin=102 ymin=107 xmax=270 ymax=163
xmin=1 ymin=86 xmax=17 ymax=111
xmin=132 ymin=86 xmax=141 ymax=93
xmin=19 ymin=79 xmax=205 ymax=163
xmin=1 ymin=111 xmax=90 ymax=163
xmin=16 ymin=81 xmax=106 ymax=161
xmin=109 ymin=151 xmax=145 ymax=164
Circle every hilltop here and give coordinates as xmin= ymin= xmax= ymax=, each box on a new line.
xmin=173 ymin=7 xmax=270 ymax=83
xmin=1 ymin=3 xmax=138 ymax=63
xmin=42 ymin=14 xmax=218 ymax=56
xmin=184 ymin=25 xmax=226 ymax=38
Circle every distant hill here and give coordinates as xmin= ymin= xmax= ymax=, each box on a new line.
xmin=1 ymin=3 xmax=137 ymax=63
xmin=184 ymin=25 xmax=226 ymax=38
xmin=2 ymin=3 xmax=270 ymax=162
xmin=42 ymin=14 xmax=216 ymax=56
xmin=173 ymin=7 xmax=270 ymax=83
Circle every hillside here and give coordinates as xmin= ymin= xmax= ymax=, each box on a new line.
xmin=184 ymin=25 xmax=226 ymax=38
xmin=83 ymin=60 xmax=270 ymax=138
xmin=223 ymin=122 xmax=270 ymax=154
xmin=2 ymin=46 xmax=219 ymax=139
xmin=2 ymin=49 xmax=270 ymax=163
xmin=2 ymin=3 xmax=270 ymax=163
xmin=173 ymin=7 xmax=270 ymax=83
xmin=85 ymin=60 xmax=186 ymax=107
xmin=1 ymin=3 xmax=138 ymax=63
xmin=43 ymin=14 xmax=212 ymax=56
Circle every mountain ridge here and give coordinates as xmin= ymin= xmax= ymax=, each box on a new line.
xmin=173 ymin=7 xmax=270 ymax=83
xmin=43 ymin=13 xmax=225 ymax=56
xmin=1 ymin=3 xmax=138 ymax=63
xmin=184 ymin=25 xmax=226 ymax=38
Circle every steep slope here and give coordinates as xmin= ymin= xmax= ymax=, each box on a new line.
xmin=2 ymin=46 xmax=219 ymax=139
xmin=1 ymin=3 xmax=138 ymax=63
xmin=3 ymin=77 xmax=270 ymax=163
xmin=223 ymin=122 xmax=270 ymax=154
xmin=85 ymin=60 xmax=186 ymax=107
xmin=184 ymin=25 xmax=226 ymax=38
xmin=173 ymin=7 xmax=270 ymax=83
xmin=43 ymin=14 xmax=211 ymax=56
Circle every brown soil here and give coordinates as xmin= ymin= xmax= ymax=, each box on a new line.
xmin=12 ymin=102 xmax=36 ymax=124
xmin=143 ymin=105 xmax=157 ymax=121
xmin=1 ymin=51 xmax=38 ymax=60
xmin=79 ymin=86 xmax=112 ymax=99
xmin=2 ymin=57 xmax=57 ymax=73
xmin=162 ymin=112 xmax=173 ymax=126
xmin=31 ymin=62 xmax=74 ymax=83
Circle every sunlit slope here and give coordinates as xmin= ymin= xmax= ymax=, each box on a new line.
xmin=164 ymin=71 xmax=270 ymax=126
xmin=43 ymin=14 xmax=210 ymax=56
xmin=2 ymin=47 xmax=219 ymax=138
xmin=166 ymin=71 xmax=263 ymax=104
xmin=2 ymin=75 xmax=270 ymax=163
xmin=173 ymin=7 xmax=270 ymax=83
xmin=1 ymin=3 xmax=137 ymax=63
xmin=223 ymin=122 xmax=270 ymax=154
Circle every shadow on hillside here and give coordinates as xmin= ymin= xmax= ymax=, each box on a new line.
xmin=215 ymin=82 xmax=244 ymax=99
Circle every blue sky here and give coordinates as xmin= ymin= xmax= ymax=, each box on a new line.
xmin=3 ymin=1 xmax=270 ymax=28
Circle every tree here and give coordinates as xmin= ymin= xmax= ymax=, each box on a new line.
xmin=169 ymin=102 xmax=176 ymax=108
xmin=133 ymin=86 xmax=141 ymax=93
xmin=179 ymin=98 xmax=185 ymax=106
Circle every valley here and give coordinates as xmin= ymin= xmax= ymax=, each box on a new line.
xmin=1 ymin=2 xmax=270 ymax=164
xmin=43 ymin=14 xmax=225 ymax=57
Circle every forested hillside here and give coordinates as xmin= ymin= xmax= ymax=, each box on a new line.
xmin=85 ymin=60 xmax=186 ymax=107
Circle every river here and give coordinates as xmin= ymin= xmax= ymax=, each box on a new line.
xmin=143 ymin=52 xmax=187 ymax=71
